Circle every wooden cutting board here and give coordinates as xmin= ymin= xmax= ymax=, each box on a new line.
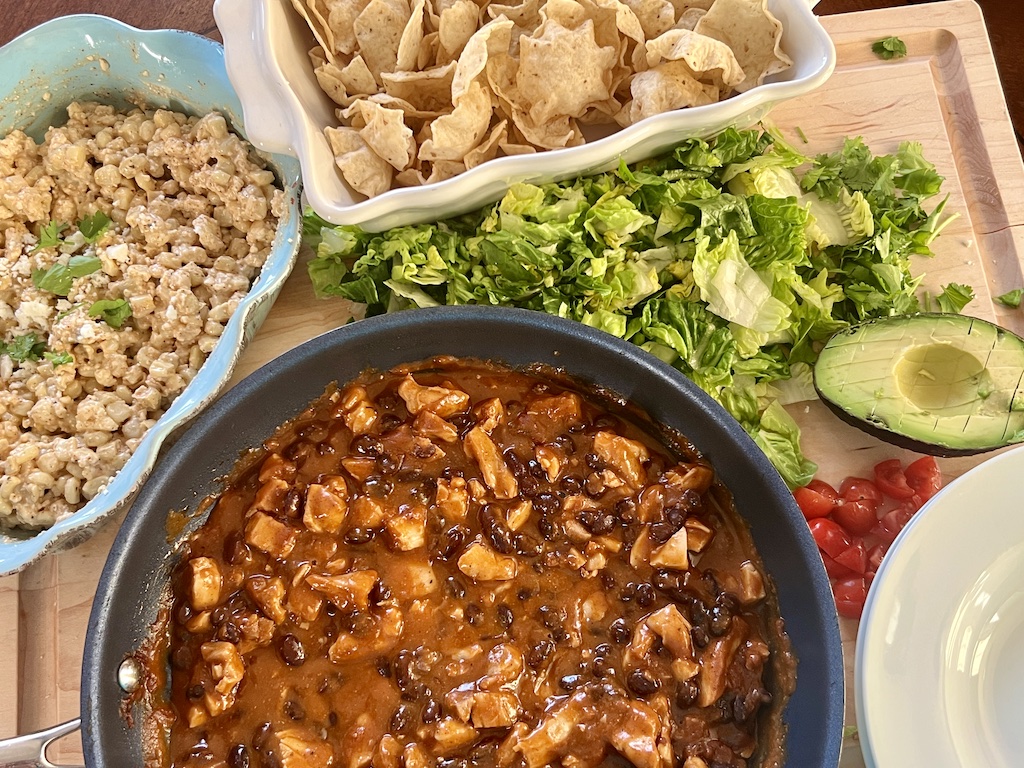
xmin=2 ymin=2 xmax=1021 ymax=764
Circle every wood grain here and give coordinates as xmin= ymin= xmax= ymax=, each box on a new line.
xmin=1 ymin=3 xmax=1023 ymax=767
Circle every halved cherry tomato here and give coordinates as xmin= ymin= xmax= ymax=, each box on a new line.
xmin=821 ymin=551 xmax=855 ymax=579
xmin=807 ymin=479 xmax=841 ymax=504
xmin=794 ymin=486 xmax=837 ymax=520
xmin=839 ymin=476 xmax=883 ymax=505
xmin=872 ymin=504 xmax=917 ymax=545
xmin=833 ymin=576 xmax=869 ymax=619
xmin=873 ymin=458 xmax=916 ymax=500
xmin=866 ymin=541 xmax=889 ymax=574
xmin=833 ymin=539 xmax=868 ymax=575
xmin=905 ymin=456 xmax=942 ymax=501
xmin=808 ymin=517 xmax=852 ymax=559
xmin=832 ymin=498 xmax=878 ymax=536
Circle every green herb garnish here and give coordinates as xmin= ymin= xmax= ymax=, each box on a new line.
xmin=936 ymin=282 xmax=975 ymax=314
xmin=996 ymin=288 xmax=1023 ymax=308
xmin=0 ymin=333 xmax=47 ymax=363
xmin=78 ymin=211 xmax=111 ymax=243
xmin=31 ymin=254 xmax=102 ymax=296
xmin=43 ymin=350 xmax=74 ymax=366
xmin=872 ymin=36 xmax=907 ymax=60
xmin=30 ymin=221 xmax=68 ymax=253
xmin=88 ymin=298 xmax=132 ymax=328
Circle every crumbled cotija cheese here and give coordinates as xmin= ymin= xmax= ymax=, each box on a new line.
xmin=0 ymin=102 xmax=285 ymax=528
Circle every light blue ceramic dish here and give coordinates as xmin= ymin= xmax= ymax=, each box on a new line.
xmin=0 ymin=15 xmax=303 ymax=575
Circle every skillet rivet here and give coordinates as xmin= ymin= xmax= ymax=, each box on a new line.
xmin=118 ymin=658 xmax=141 ymax=693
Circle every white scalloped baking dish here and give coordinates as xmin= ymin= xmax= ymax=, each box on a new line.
xmin=216 ymin=0 xmax=835 ymax=232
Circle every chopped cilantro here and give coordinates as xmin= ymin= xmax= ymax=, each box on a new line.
xmin=0 ymin=333 xmax=47 ymax=363
xmin=78 ymin=211 xmax=111 ymax=243
xmin=995 ymin=288 xmax=1023 ymax=308
xmin=936 ymin=282 xmax=975 ymax=314
xmin=30 ymin=221 xmax=68 ymax=253
xmin=31 ymin=254 xmax=102 ymax=296
xmin=795 ymin=126 xmax=808 ymax=144
xmin=88 ymin=298 xmax=132 ymax=328
xmin=843 ymin=725 xmax=859 ymax=740
xmin=872 ymin=36 xmax=907 ymax=61
xmin=43 ymin=350 xmax=74 ymax=366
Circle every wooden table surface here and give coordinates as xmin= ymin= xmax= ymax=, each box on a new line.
xmin=3 ymin=0 xmax=1022 ymax=146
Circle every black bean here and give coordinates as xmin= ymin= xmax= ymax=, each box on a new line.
xmin=635 ymin=582 xmax=656 ymax=608
xmin=279 ymin=634 xmax=306 ymax=667
xmin=252 ymin=722 xmax=273 ymax=752
xmin=218 ymin=621 xmax=241 ymax=644
xmin=445 ymin=576 xmax=467 ymax=600
xmin=437 ymin=525 xmax=468 ymax=560
xmin=595 ymin=643 xmax=612 ymax=656
xmin=228 ymin=744 xmax=250 ymax=768
xmin=676 ymin=679 xmax=699 ymax=708
xmin=344 ymin=527 xmax=376 ymax=545
xmin=517 ymin=587 xmax=533 ymax=601
xmin=328 ymin=711 xmax=338 ymax=726
xmin=448 ymin=412 xmax=475 ymax=437
xmin=504 ymin=449 xmax=527 ymax=479
xmin=539 ymin=605 xmax=566 ymax=630
xmin=600 ymin=571 xmax=616 ymax=591
xmin=527 ymin=639 xmax=554 ymax=668
xmin=560 ymin=475 xmax=584 ymax=495
xmin=283 ymin=699 xmax=305 ymax=721
xmin=187 ymin=683 xmax=204 ymax=700
xmin=592 ymin=656 xmax=614 ymax=678
xmin=224 ymin=532 xmax=249 ymax=565
xmin=422 ymin=699 xmax=441 ymax=724
xmin=514 ymin=532 xmax=543 ymax=557
xmin=692 ymin=625 xmax=709 ymax=649
xmin=396 ymin=468 xmax=424 ymax=483
xmin=626 ymin=669 xmax=661 ymax=697
xmin=377 ymin=414 xmax=402 ymax=433
xmin=394 ymin=650 xmax=415 ymax=691
xmin=482 ymin=506 xmax=515 ymax=554
xmin=610 ymin=618 xmax=631 ymax=644
xmin=537 ymin=516 xmax=557 ymax=541
xmin=390 ymin=704 xmax=412 ymax=732
xmin=620 ymin=582 xmax=637 ymax=603
xmin=649 ymin=521 xmax=676 ymax=545
xmin=592 ymin=415 xmax=618 ymax=431
xmin=534 ymin=493 xmax=560 ymax=516
xmin=211 ymin=606 xmax=230 ymax=625
xmin=282 ymin=489 xmax=303 ymax=518
xmin=370 ymin=580 xmax=392 ymax=605
xmin=465 ymin=603 xmax=483 ymax=626
xmin=352 ymin=435 xmax=383 ymax=456
xmin=584 ymin=452 xmax=604 ymax=470
xmin=615 ymin=497 xmax=636 ymax=520
xmin=364 ymin=476 xmax=393 ymax=497
xmin=716 ymin=693 xmax=735 ymax=722
xmin=733 ymin=692 xmax=756 ymax=724
xmin=527 ymin=459 xmax=547 ymax=479
xmin=590 ymin=513 xmax=616 ymax=536
xmin=497 ymin=604 xmax=514 ymax=630
xmin=559 ymin=674 xmax=583 ymax=690
xmin=652 ymin=569 xmax=686 ymax=597
xmin=377 ymin=392 xmax=401 ymax=412
xmin=173 ymin=647 xmax=193 ymax=671
xmin=708 ymin=605 xmax=732 ymax=637
xmin=376 ymin=657 xmax=392 ymax=677
xmin=175 ymin=602 xmax=193 ymax=625
xmin=551 ymin=435 xmax=574 ymax=452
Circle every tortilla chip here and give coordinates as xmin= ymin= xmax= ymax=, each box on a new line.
xmin=382 ymin=63 xmax=457 ymax=112
xmin=510 ymin=108 xmax=582 ymax=149
xmin=624 ymin=59 xmax=715 ymax=123
xmin=366 ymin=92 xmax=447 ymax=120
xmin=622 ymin=0 xmax=674 ymax=38
xmin=694 ymin=0 xmax=791 ymax=91
xmin=674 ymin=7 xmax=705 ymax=30
xmin=292 ymin=0 xmax=339 ymax=62
xmin=498 ymin=140 xmax=537 ymax=155
xmin=397 ymin=0 xmax=428 ymax=71
xmin=644 ymin=28 xmax=745 ymax=90
xmin=339 ymin=55 xmax=380 ymax=96
xmin=311 ymin=48 xmax=358 ymax=106
xmin=344 ymin=99 xmax=417 ymax=169
xmin=324 ymin=126 xmax=394 ymax=197
xmin=438 ymin=0 xmax=481 ymax=62
xmin=516 ymin=19 xmax=617 ymax=125
xmin=354 ymin=0 xmax=412 ymax=80
xmin=452 ymin=17 xmax=515 ymax=101
xmin=419 ymin=80 xmax=495 ymax=160
xmin=464 ymin=119 xmax=509 ymax=168
xmin=324 ymin=0 xmax=370 ymax=54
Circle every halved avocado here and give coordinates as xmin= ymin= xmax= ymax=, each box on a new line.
xmin=813 ymin=313 xmax=1024 ymax=456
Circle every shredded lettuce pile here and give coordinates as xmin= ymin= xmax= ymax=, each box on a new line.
xmin=304 ymin=127 xmax=957 ymax=487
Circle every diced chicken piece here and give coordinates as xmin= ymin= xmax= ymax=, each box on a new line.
xmin=373 ymin=734 xmax=402 ymax=768
xmin=738 ymin=561 xmax=766 ymax=605
xmin=645 ymin=605 xmax=695 ymax=664
xmin=742 ymin=636 xmax=771 ymax=671
xmin=604 ymin=697 xmax=664 ymax=768
xmin=458 ymin=541 xmax=518 ymax=581
xmin=251 ymin=477 xmax=290 ymax=513
xmin=306 ymin=569 xmax=378 ymax=612
xmin=303 ymin=476 xmax=349 ymax=534
xmin=186 ymin=611 xmax=213 ymax=633
xmin=341 ymin=713 xmax=375 ymax=768
xmin=662 ymin=464 xmax=714 ymax=494
xmin=467 ymin=478 xmax=489 ymax=502
xmin=413 ymin=410 xmax=459 ymax=443
xmin=637 ymin=485 xmax=665 ymax=523
xmin=447 ymin=689 xmax=522 ymax=729
xmin=464 ymin=427 xmax=518 ymax=499
xmin=259 ymin=453 xmax=297 ymax=483
xmin=684 ymin=519 xmax=714 ymax=553
xmin=650 ymin=528 xmax=689 ymax=570
xmin=201 ymin=641 xmax=244 ymax=717
xmin=535 ymin=445 xmax=562 ymax=482
xmin=517 ymin=392 xmax=585 ymax=443
xmin=403 ymin=743 xmax=432 ymax=768
xmin=287 ymin=581 xmax=324 ymax=624
xmin=245 ymin=512 xmax=297 ymax=556
xmin=432 ymin=717 xmax=479 ymax=753
xmin=385 ymin=504 xmax=428 ymax=551
xmin=247 ymin=575 xmax=288 ymax=624
xmin=625 ymin=622 xmax=658 ymax=671
xmin=581 ymin=591 xmax=609 ymax=625
xmin=277 ymin=727 xmax=335 ymax=768
xmin=497 ymin=724 xmax=529 ymax=768
xmin=236 ymin=613 xmax=276 ymax=653
xmin=398 ymin=375 xmax=471 ymax=417
xmin=187 ymin=705 xmax=208 ymax=728
xmin=389 ymin=559 xmax=438 ymax=598
xmin=584 ymin=543 xmax=608 ymax=572
xmin=697 ymin=619 xmax=748 ymax=707
xmin=349 ymin=496 xmax=385 ymax=528
xmin=341 ymin=456 xmax=376 ymax=482
xmin=339 ymin=384 xmax=378 ymax=435
xmin=564 ymin=518 xmax=592 ymax=544
xmin=515 ymin=690 xmax=588 ymax=768
xmin=566 ymin=547 xmax=586 ymax=569
xmin=188 ymin=556 xmax=222 ymax=611
xmin=506 ymin=500 xmax=532 ymax=531
xmin=562 ymin=495 xmax=600 ymax=515
xmin=474 ymin=397 xmax=506 ymax=433
xmin=329 ymin=605 xmax=404 ymax=663
xmin=479 ymin=643 xmax=525 ymax=690
xmin=323 ymin=557 xmax=353 ymax=575
xmin=435 ymin=477 xmax=470 ymax=522
xmin=683 ymin=759 xmax=710 ymax=768
xmin=630 ymin=527 xmax=653 ymax=569
xmin=592 ymin=431 xmax=649 ymax=490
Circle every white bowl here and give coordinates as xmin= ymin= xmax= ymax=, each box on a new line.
xmin=0 ymin=16 xmax=302 ymax=575
xmin=856 ymin=445 xmax=1024 ymax=768
xmin=216 ymin=0 xmax=835 ymax=231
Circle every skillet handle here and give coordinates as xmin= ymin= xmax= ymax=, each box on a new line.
xmin=0 ymin=720 xmax=84 ymax=768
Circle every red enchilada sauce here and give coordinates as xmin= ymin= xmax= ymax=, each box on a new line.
xmin=151 ymin=358 xmax=794 ymax=768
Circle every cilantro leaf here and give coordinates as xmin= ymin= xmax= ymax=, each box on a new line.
xmin=88 ymin=298 xmax=132 ymax=328
xmin=872 ymin=36 xmax=907 ymax=60
xmin=995 ymin=288 xmax=1023 ymax=308
xmin=44 ymin=350 xmax=74 ymax=366
xmin=936 ymin=282 xmax=975 ymax=314
xmin=78 ymin=211 xmax=111 ymax=243
xmin=30 ymin=221 xmax=68 ymax=253
xmin=0 ymin=333 xmax=47 ymax=363
xmin=31 ymin=254 xmax=102 ymax=296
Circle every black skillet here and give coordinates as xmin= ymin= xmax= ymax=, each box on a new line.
xmin=12 ymin=306 xmax=842 ymax=767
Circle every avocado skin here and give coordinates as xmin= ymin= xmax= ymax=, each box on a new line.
xmin=813 ymin=313 xmax=1024 ymax=457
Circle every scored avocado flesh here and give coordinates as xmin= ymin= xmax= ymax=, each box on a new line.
xmin=814 ymin=314 xmax=1024 ymax=452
